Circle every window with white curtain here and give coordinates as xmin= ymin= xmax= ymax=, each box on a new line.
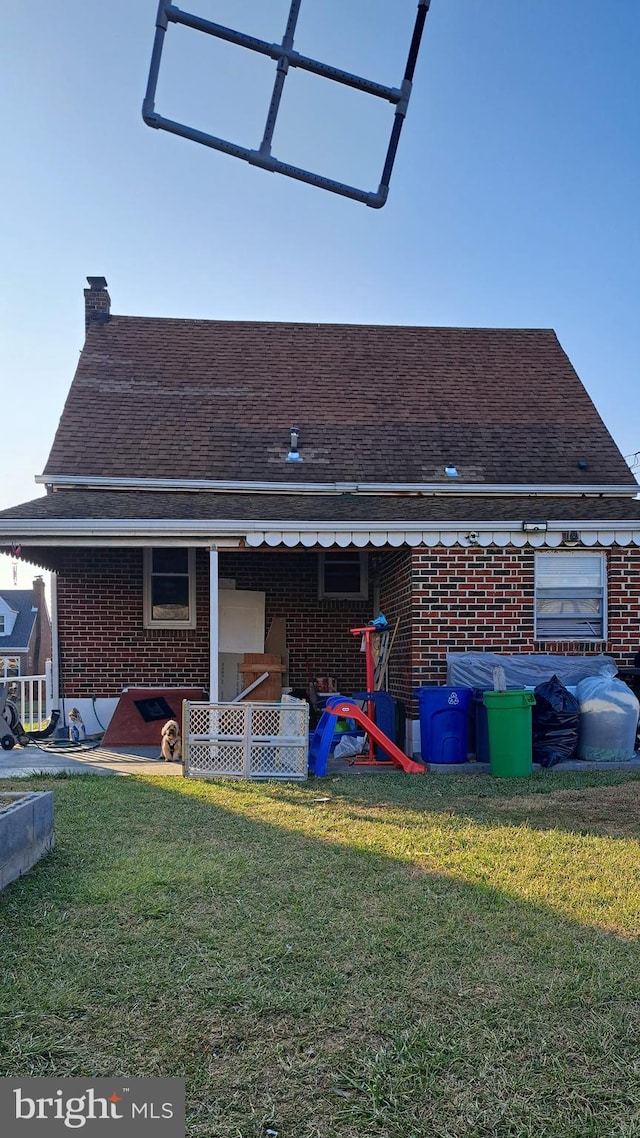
xmin=535 ymin=552 xmax=606 ymax=640
xmin=143 ymin=548 xmax=196 ymax=629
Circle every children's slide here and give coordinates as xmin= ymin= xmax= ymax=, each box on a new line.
xmin=309 ymin=697 xmax=426 ymax=776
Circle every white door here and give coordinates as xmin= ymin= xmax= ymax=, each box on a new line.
xmin=218 ymin=590 xmax=265 ymax=653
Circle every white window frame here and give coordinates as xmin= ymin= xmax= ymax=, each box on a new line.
xmin=534 ymin=552 xmax=607 ymax=641
xmin=143 ymin=548 xmax=197 ymax=630
xmin=0 ymin=598 xmax=17 ymax=637
xmin=318 ymin=551 xmax=368 ymax=600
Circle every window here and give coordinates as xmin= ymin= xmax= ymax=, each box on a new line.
xmin=535 ymin=553 xmax=606 ymax=640
xmin=319 ymin=552 xmax=368 ymax=600
xmin=0 ymin=603 xmax=17 ymax=637
xmin=143 ymin=548 xmax=196 ymax=629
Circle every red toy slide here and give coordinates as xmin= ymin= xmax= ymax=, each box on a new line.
xmin=325 ymin=699 xmax=426 ymax=774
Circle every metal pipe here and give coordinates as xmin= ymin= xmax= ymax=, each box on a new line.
xmin=143 ymin=0 xmax=432 ymax=206
xmin=144 ymin=114 xmax=254 ymax=162
xmin=379 ymin=0 xmax=431 ymax=190
xmin=142 ymin=0 xmax=170 ymax=122
xmin=405 ymin=0 xmax=431 ymax=84
xmin=148 ymin=112 xmax=384 ymax=205
xmin=165 ymin=4 xmax=401 ymax=102
xmin=260 ymin=0 xmax=302 ymax=155
xmin=283 ymin=50 xmax=401 ymax=102
xmin=165 ymin=5 xmax=281 ymax=59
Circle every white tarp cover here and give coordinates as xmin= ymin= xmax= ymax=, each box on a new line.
xmin=576 ymin=676 xmax=639 ymax=762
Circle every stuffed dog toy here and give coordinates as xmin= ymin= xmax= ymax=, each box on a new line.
xmin=160 ymin=719 xmax=182 ymax=763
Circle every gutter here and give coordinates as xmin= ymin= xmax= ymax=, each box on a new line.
xmin=35 ymin=474 xmax=640 ymax=497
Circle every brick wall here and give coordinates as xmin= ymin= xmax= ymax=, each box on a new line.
xmin=45 ymin=543 xmax=640 ymax=701
xmin=412 ymin=547 xmax=535 ymax=686
xmin=49 ymin=547 xmax=376 ymax=698
xmin=52 ymin=548 xmax=210 ymax=696
xmin=606 ymin=548 xmax=640 ymax=665
xmin=411 ymin=546 xmax=640 ymax=686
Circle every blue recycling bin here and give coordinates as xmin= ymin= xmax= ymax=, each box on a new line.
xmin=413 ymin=686 xmax=472 ymax=764
xmin=352 ymin=691 xmax=403 ymax=761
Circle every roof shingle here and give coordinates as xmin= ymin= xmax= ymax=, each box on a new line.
xmin=2 ymin=490 xmax=640 ymax=526
xmin=42 ymin=318 xmax=634 ymax=486
xmin=0 ymin=590 xmax=36 ymax=651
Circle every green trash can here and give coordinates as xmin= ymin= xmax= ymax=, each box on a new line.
xmin=482 ymin=690 xmax=536 ymax=777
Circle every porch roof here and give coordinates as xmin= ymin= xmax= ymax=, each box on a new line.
xmin=1 ymin=489 xmax=640 ymax=532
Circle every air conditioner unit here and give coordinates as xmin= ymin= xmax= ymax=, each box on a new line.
xmin=562 ymin=530 xmax=581 ymax=545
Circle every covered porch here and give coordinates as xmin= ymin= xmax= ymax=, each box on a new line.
xmin=30 ymin=541 xmax=416 ymax=749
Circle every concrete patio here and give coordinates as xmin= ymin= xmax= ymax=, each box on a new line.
xmin=0 ymin=743 xmax=183 ymax=778
xmin=0 ymin=741 xmax=639 ymax=779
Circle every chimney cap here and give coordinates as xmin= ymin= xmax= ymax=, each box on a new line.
xmin=86 ymin=276 xmax=108 ymax=290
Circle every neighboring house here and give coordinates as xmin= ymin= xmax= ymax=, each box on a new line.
xmin=0 ymin=578 xmax=52 ymax=678
xmin=0 ymin=277 xmax=639 ymax=744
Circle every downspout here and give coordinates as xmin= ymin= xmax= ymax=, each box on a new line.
xmin=50 ymin=572 xmax=60 ymax=715
xmin=209 ymin=547 xmax=219 ymax=701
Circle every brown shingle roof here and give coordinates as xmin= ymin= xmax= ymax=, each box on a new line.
xmin=42 ymin=318 xmax=634 ymax=486
xmin=2 ymin=491 xmax=640 ymax=526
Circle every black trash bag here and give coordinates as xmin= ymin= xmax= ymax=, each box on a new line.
xmin=532 ymin=674 xmax=580 ymax=768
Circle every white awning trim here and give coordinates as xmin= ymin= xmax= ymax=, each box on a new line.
xmin=244 ymin=528 xmax=640 ymax=549
xmin=1 ymin=517 xmax=639 ymax=548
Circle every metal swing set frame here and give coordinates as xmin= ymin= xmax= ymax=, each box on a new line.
xmin=143 ymin=0 xmax=431 ymax=208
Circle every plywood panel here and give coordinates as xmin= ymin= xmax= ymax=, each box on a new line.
xmin=102 ymin=687 xmax=205 ymax=748
xmin=239 ymin=653 xmax=285 ymax=701
xmin=219 ymin=590 xmax=265 ymax=653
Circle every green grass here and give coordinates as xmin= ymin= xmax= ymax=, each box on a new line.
xmin=1 ymin=769 xmax=640 ymax=1137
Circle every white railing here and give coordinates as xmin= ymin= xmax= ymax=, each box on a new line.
xmin=0 ymin=661 xmax=52 ymax=731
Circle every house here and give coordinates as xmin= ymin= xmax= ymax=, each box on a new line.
xmin=0 ymin=277 xmax=639 ymax=747
xmin=0 ymin=577 xmax=52 ymax=679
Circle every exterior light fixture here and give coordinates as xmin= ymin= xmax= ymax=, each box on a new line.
xmin=522 ymin=521 xmax=548 ymax=532
xmin=444 ymin=464 xmax=459 ymax=478
xmin=286 ymin=427 xmax=303 ymax=462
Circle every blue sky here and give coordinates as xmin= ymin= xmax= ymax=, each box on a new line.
xmin=1 ymin=0 xmax=639 ymax=592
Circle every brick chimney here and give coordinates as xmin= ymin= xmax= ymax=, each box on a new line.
xmin=32 ymin=575 xmax=46 ymax=611
xmin=31 ymin=576 xmax=52 ymax=674
xmin=84 ymin=276 xmax=111 ymax=334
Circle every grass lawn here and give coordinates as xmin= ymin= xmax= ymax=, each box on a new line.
xmin=1 ymin=768 xmax=639 ymax=1137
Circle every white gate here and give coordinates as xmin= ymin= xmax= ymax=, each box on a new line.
xmin=183 ymin=698 xmax=309 ymax=780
